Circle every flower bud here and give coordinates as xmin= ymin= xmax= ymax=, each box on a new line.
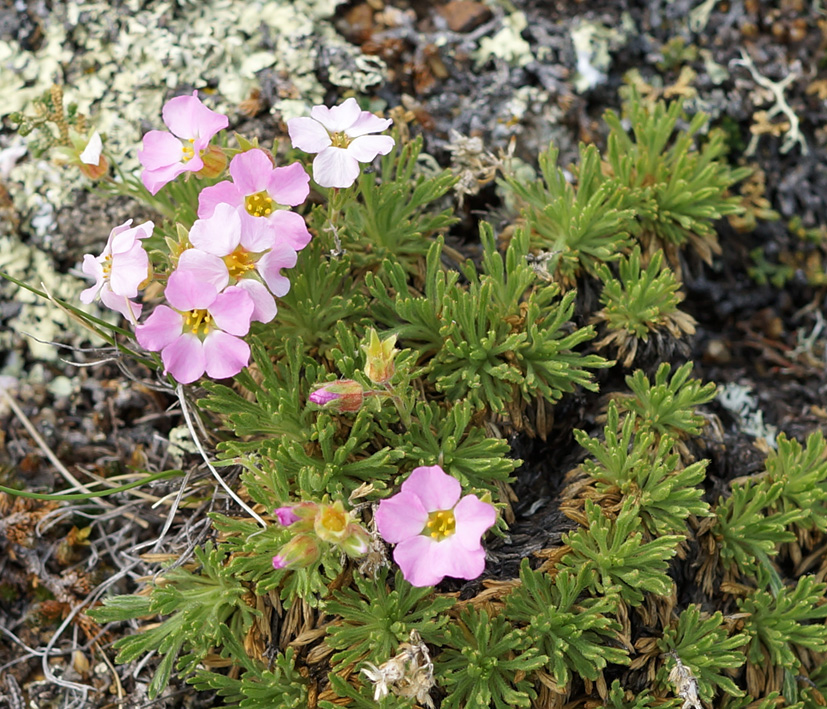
xmin=340 ymin=522 xmax=370 ymax=559
xmin=362 ymin=328 xmax=397 ymax=385
xmin=272 ymin=533 xmax=320 ymax=570
xmin=274 ymin=506 xmax=300 ymax=526
xmin=308 ymin=379 xmax=364 ymax=413
xmin=79 ymin=155 xmax=109 ymax=180
xmin=54 ymin=130 xmax=109 ymax=180
xmin=195 ymin=144 xmax=228 ymax=180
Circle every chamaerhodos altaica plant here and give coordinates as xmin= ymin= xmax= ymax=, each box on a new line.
xmin=4 ymin=82 xmax=824 ymax=709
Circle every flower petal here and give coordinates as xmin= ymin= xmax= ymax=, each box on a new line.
xmin=392 ymin=535 xmax=449 ymax=587
xmin=138 ymin=130 xmax=184 ymax=170
xmin=197 ymin=181 xmax=242 ymax=219
xmin=310 ymin=98 xmax=361 ymax=133
xmin=202 ymin=330 xmax=250 ymax=379
xmin=109 ymin=244 xmax=149 ymax=297
xmin=400 ymin=465 xmax=461 ymax=512
xmin=257 ymin=241 xmax=297 ymax=296
xmin=135 ymin=305 xmax=183 ymax=351
xmin=162 ymin=333 xmax=206 ymax=384
xmin=267 ymin=162 xmax=310 ymax=207
xmin=176 ymin=250 xmax=229 ymax=293
xmin=141 ymin=163 xmax=189 ymax=196
xmin=312 ymin=147 xmax=360 ymax=189
xmin=287 ymin=116 xmax=332 ymax=153
xmin=165 ymin=268 xmax=219 ymax=311
xmin=189 ymin=204 xmax=242 ymax=256
xmin=100 ymin=287 xmax=143 ymax=321
xmin=235 ymin=279 xmax=277 ymax=323
xmin=79 ymin=131 xmax=103 ymax=165
xmin=239 ymin=214 xmax=276 ymax=253
xmin=452 ymin=494 xmax=497 ymax=550
xmin=434 ymin=535 xmax=487 ymax=581
xmin=347 ymin=134 xmax=396 ymax=163
xmin=345 ymin=112 xmax=392 ymax=139
xmin=268 ymin=210 xmax=311 ymax=251
xmin=375 ymin=491 xmax=428 ymax=544
xmin=162 ymin=91 xmax=228 ymax=140
xmin=209 ymin=285 xmax=253 ymax=336
xmin=229 ymin=149 xmax=273 ymax=196
xmin=79 ymin=255 xmax=104 ymax=303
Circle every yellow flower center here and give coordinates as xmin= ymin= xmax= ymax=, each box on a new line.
xmin=224 ymin=247 xmax=255 ymax=279
xmin=425 ymin=509 xmax=456 ymax=541
xmin=331 ymin=131 xmax=351 ymax=149
xmin=181 ymin=139 xmax=196 ymax=163
xmin=320 ymin=505 xmax=347 ymax=534
xmin=102 ymin=253 xmax=113 ymax=277
xmin=244 ymin=190 xmax=275 ymax=218
xmin=185 ymin=308 xmax=212 ymax=336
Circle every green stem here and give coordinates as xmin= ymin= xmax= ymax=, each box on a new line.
xmin=0 ymin=469 xmax=183 ymax=501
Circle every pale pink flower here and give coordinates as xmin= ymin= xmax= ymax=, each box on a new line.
xmin=197 ymin=149 xmax=311 ymax=251
xmin=135 ymin=267 xmax=254 ymax=384
xmin=185 ymin=203 xmax=298 ymax=323
xmin=288 ymin=97 xmax=395 ymax=189
xmin=138 ymin=91 xmax=228 ymax=195
xmin=375 ymin=465 xmax=497 ymax=587
xmin=80 ymin=220 xmax=153 ymax=321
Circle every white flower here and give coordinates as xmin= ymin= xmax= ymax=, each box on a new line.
xmin=287 ymin=98 xmax=394 ymax=189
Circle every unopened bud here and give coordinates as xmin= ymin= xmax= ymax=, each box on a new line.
xmin=308 ymin=379 xmax=364 ymax=413
xmin=362 ymin=328 xmax=397 ymax=384
xmin=272 ymin=533 xmax=320 ymax=570
xmin=196 ymin=144 xmax=228 ymax=180
xmin=340 ymin=522 xmax=370 ymax=559
xmin=274 ymin=506 xmax=300 ymax=526
xmin=274 ymin=501 xmax=317 ymax=527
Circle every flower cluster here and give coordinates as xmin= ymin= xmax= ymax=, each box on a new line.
xmin=79 ymin=94 xmax=394 ymax=385
xmin=272 ymin=500 xmax=370 ymax=569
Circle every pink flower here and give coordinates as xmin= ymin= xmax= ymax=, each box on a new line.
xmin=138 ymin=91 xmax=229 ymax=195
xmin=197 ymin=149 xmax=311 ymax=251
xmin=135 ymin=267 xmax=254 ymax=384
xmin=186 ymin=203 xmax=298 ymax=323
xmin=288 ymin=98 xmax=395 ymax=189
xmin=80 ymin=220 xmax=153 ymax=321
xmin=375 ymin=465 xmax=497 ymax=587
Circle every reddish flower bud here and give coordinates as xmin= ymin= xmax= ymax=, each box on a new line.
xmin=308 ymin=379 xmax=364 ymax=413
xmin=195 ymin=144 xmax=228 ymax=180
xmin=272 ymin=533 xmax=320 ymax=570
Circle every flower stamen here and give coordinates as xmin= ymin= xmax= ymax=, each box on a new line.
xmin=244 ymin=190 xmax=275 ymax=217
xmin=425 ymin=509 xmax=456 ymax=541
xmin=181 ymin=139 xmax=196 ymax=163
xmin=331 ymin=132 xmax=351 ymax=149
xmin=224 ymin=247 xmax=255 ymax=278
xmin=185 ymin=308 xmax=212 ymax=335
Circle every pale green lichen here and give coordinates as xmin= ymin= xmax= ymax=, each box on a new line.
xmin=570 ymin=15 xmax=635 ymax=93
xmin=474 ymin=11 xmax=533 ymax=68
xmin=0 ymin=234 xmax=98 ymax=362
xmin=717 ymin=382 xmax=778 ymax=448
